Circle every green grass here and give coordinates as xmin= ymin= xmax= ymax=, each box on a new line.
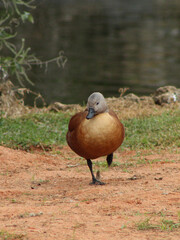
xmin=0 ymin=230 xmax=25 ymax=240
xmin=0 ymin=112 xmax=70 ymax=150
xmin=136 ymin=218 xmax=158 ymax=230
xmin=136 ymin=217 xmax=180 ymax=231
xmin=0 ymin=109 xmax=179 ymax=150
xmin=123 ymin=109 xmax=180 ymax=149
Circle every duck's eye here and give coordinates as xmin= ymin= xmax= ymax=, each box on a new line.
xmin=96 ymin=102 xmax=99 ymax=105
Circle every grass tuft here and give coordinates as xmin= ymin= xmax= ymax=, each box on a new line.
xmin=0 ymin=230 xmax=25 ymax=240
xmin=136 ymin=216 xmax=180 ymax=231
xmin=136 ymin=218 xmax=158 ymax=230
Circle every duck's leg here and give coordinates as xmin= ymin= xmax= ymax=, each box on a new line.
xmin=106 ymin=153 xmax=113 ymax=166
xmin=86 ymin=159 xmax=105 ymax=185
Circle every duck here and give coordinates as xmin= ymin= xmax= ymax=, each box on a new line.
xmin=66 ymin=92 xmax=125 ymax=185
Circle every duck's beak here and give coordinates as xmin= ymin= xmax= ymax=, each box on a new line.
xmin=86 ymin=107 xmax=95 ymax=119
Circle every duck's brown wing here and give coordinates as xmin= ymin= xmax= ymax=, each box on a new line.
xmin=68 ymin=111 xmax=87 ymax=132
xmin=108 ymin=109 xmax=120 ymax=119
xmin=67 ymin=111 xmax=88 ymax=157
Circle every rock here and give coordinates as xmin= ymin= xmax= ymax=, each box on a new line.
xmin=139 ymin=96 xmax=154 ymax=105
xmin=48 ymin=102 xmax=81 ymax=112
xmin=154 ymin=86 xmax=177 ymax=96
xmin=176 ymin=89 xmax=180 ymax=102
xmin=153 ymin=86 xmax=180 ymax=105
xmin=123 ymin=93 xmax=140 ymax=103
xmin=154 ymin=93 xmax=177 ymax=105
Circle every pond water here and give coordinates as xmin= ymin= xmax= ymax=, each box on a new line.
xmin=17 ymin=0 xmax=180 ymax=104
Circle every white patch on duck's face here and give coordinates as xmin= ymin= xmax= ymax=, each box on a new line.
xmin=87 ymin=92 xmax=108 ymax=114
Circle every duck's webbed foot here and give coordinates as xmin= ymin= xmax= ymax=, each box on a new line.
xmin=86 ymin=159 xmax=105 ymax=185
xmin=90 ymin=178 xmax=105 ymax=185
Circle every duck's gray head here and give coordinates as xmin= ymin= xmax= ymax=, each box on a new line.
xmin=86 ymin=92 xmax=108 ymax=119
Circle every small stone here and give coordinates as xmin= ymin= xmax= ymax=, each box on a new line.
xmin=123 ymin=93 xmax=140 ymax=103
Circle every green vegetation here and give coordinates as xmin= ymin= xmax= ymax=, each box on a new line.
xmin=0 ymin=0 xmax=66 ymax=86
xmin=0 ymin=0 xmax=38 ymax=85
xmin=136 ymin=217 xmax=158 ymax=230
xmin=136 ymin=216 xmax=180 ymax=231
xmin=0 ymin=112 xmax=70 ymax=150
xmin=0 ymin=230 xmax=25 ymax=240
xmin=0 ymin=109 xmax=179 ymax=150
xmin=123 ymin=109 xmax=180 ymax=149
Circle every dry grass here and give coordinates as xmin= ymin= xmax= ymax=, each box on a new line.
xmin=0 ymin=81 xmax=30 ymax=118
xmin=106 ymin=97 xmax=179 ymax=120
xmin=0 ymin=81 xmax=47 ymax=118
xmin=0 ymin=81 xmax=179 ymax=119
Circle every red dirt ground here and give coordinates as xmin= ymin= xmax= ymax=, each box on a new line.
xmin=0 ymin=145 xmax=180 ymax=240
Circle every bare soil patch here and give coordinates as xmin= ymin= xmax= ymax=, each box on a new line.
xmin=0 ymin=146 xmax=180 ymax=240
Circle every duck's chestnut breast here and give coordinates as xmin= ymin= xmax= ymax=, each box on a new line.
xmin=67 ymin=111 xmax=124 ymax=160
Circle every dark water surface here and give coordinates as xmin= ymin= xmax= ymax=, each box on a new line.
xmin=17 ymin=0 xmax=180 ymax=104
